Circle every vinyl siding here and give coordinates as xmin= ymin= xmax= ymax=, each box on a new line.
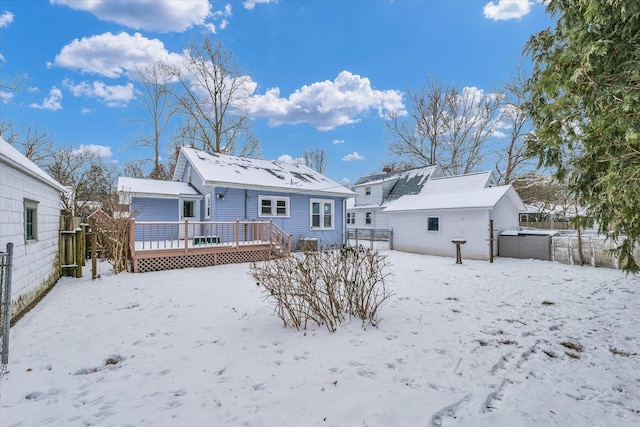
xmin=213 ymin=187 xmax=346 ymax=248
xmin=390 ymin=208 xmax=492 ymax=260
xmin=131 ymin=197 xmax=180 ymax=240
xmin=0 ymin=162 xmax=62 ymax=317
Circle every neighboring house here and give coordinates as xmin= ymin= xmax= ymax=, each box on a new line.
xmin=384 ymin=172 xmax=525 ymax=261
xmin=347 ymin=166 xmax=443 ymax=229
xmin=118 ymin=147 xmax=356 ymax=249
xmin=0 ymin=137 xmax=66 ymax=319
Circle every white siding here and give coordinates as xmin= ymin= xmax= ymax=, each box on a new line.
xmin=390 ymin=209 xmax=492 ymax=260
xmin=0 ymin=163 xmax=62 ymax=316
xmin=355 ymin=207 xmax=389 ymax=229
xmin=354 ymin=184 xmax=383 ymax=207
xmin=491 ymin=196 xmax=522 ymax=255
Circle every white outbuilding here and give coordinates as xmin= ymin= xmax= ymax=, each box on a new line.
xmin=384 ymin=173 xmax=525 ymax=261
xmin=1 ymin=137 xmax=65 ymax=319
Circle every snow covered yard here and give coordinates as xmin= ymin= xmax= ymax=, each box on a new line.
xmin=1 ymin=251 xmax=639 ymax=427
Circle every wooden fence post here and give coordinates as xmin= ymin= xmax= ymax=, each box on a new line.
xmin=92 ymin=232 xmax=98 ymax=279
xmin=489 ymin=219 xmax=494 ymax=263
xmin=74 ymin=227 xmax=83 ymax=278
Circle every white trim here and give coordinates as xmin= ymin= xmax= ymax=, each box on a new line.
xmin=258 ymin=195 xmax=290 ymax=218
xmin=204 ymin=194 xmax=212 ymax=219
xmin=310 ymin=198 xmax=335 ymax=230
xmin=426 ymin=216 xmax=440 ymax=233
xmin=24 ymin=198 xmax=39 ymax=241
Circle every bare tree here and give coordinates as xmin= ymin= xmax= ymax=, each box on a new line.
xmin=494 ymin=61 xmax=534 ymax=185
xmin=131 ymin=63 xmax=175 ymax=179
xmin=47 ymin=146 xmax=117 ymax=215
xmin=160 ymin=38 xmax=260 ymax=157
xmin=303 ymin=148 xmax=328 ymax=173
xmin=122 ymin=159 xmax=147 ymax=179
xmin=0 ymin=121 xmax=16 ymax=144
xmin=0 ymin=123 xmax=54 ymax=165
xmin=386 ymin=78 xmax=503 ymax=175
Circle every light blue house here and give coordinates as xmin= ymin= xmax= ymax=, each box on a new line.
xmin=117 ymin=147 xmax=356 ymax=251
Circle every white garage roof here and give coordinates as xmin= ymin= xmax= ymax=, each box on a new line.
xmin=384 ymin=185 xmax=523 ymax=212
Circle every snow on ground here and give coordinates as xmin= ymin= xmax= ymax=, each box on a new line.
xmin=1 ymin=251 xmax=639 ymax=427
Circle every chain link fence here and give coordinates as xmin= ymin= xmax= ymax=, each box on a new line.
xmin=1 ymin=243 xmax=14 ymax=366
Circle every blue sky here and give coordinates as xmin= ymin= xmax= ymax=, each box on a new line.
xmin=0 ymin=0 xmax=552 ymax=185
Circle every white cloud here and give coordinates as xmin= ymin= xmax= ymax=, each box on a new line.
xmin=50 ymin=0 xmax=212 ymax=33
xmin=80 ymin=107 xmax=93 ymax=114
xmin=206 ymin=4 xmax=232 ymax=33
xmin=332 ymin=139 xmax=344 ymax=145
xmin=340 ymin=178 xmax=351 ymax=186
xmin=277 ymin=154 xmax=306 ymax=165
xmin=342 ymin=152 xmax=364 ymax=162
xmin=71 ymin=144 xmax=112 ymax=158
xmin=243 ymin=0 xmax=278 ymax=10
xmin=247 ymin=71 xmax=405 ymax=131
xmin=64 ymin=79 xmax=135 ymax=106
xmin=51 ymin=32 xmax=181 ymax=78
xmin=30 ymin=87 xmax=63 ymax=110
xmin=483 ymin=0 xmax=533 ymax=21
xmin=0 ymin=91 xmax=14 ymax=103
xmin=0 ymin=10 xmax=14 ymax=28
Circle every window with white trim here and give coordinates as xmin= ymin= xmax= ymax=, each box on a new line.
xmin=24 ymin=199 xmax=38 ymax=241
xmin=258 ymin=195 xmax=290 ymax=217
xmin=365 ymin=211 xmax=372 ymax=225
xmin=310 ymin=199 xmax=334 ymax=230
xmin=346 ymin=212 xmax=355 ymax=225
xmin=204 ymin=194 xmax=212 ymax=219
xmin=183 ymin=200 xmax=196 ymax=218
xmin=365 ymin=186 xmax=371 ymax=195
xmin=427 ymin=216 xmax=440 ymax=232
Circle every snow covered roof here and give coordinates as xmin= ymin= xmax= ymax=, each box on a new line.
xmin=175 ymin=147 xmax=355 ymax=197
xmin=419 ymin=171 xmax=496 ymax=195
xmin=384 ymin=185 xmax=525 ymax=212
xmin=117 ymin=177 xmax=200 ymax=197
xmin=500 ymin=228 xmax=562 ymax=236
xmin=0 ymin=136 xmax=66 ymax=192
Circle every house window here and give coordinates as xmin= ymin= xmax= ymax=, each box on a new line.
xmin=310 ymin=199 xmax=334 ymax=230
xmin=365 ymin=211 xmax=372 ymax=225
xmin=427 ymin=216 xmax=440 ymax=232
xmin=365 ymin=187 xmax=371 ymax=196
xmin=24 ymin=199 xmax=38 ymax=241
xmin=346 ymin=212 xmax=355 ymax=225
xmin=258 ymin=196 xmax=290 ymax=217
xmin=204 ymin=194 xmax=212 ymax=219
xmin=183 ymin=200 xmax=196 ymax=218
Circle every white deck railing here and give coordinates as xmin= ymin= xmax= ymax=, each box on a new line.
xmin=128 ymin=219 xmax=292 ymax=256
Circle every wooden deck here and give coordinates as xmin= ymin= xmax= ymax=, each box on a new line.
xmin=128 ymin=220 xmax=292 ymax=273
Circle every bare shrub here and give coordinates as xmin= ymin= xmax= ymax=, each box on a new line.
xmin=250 ymin=245 xmax=393 ymax=332
xmin=90 ymin=216 xmax=131 ymax=273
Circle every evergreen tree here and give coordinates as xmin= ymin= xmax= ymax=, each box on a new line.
xmin=526 ymin=0 xmax=640 ymax=272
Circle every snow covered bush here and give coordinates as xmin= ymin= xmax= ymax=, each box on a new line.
xmin=250 ymin=245 xmax=393 ymax=332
